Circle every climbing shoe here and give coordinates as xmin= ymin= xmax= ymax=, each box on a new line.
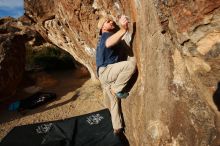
xmin=116 ymin=92 xmax=129 ymax=99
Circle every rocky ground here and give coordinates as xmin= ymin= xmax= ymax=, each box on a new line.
xmin=0 ymin=69 xmax=105 ymax=140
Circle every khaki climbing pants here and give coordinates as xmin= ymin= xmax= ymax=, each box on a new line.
xmin=98 ymin=60 xmax=136 ymax=130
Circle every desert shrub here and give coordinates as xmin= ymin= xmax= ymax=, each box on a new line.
xmin=26 ymin=45 xmax=76 ymax=71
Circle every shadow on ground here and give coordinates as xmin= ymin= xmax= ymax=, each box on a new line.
xmin=0 ymin=69 xmax=89 ymax=124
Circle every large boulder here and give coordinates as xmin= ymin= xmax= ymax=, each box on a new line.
xmin=0 ymin=17 xmax=40 ymax=98
xmin=0 ymin=17 xmax=27 ymax=97
xmin=24 ymin=0 xmax=220 ymax=145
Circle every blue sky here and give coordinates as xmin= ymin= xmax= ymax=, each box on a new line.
xmin=0 ymin=0 xmax=24 ymax=18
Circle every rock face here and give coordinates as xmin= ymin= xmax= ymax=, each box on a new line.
xmin=24 ymin=0 xmax=220 ymax=145
xmin=0 ymin=17 xmax=29 ymax=97
xmin=0 ymin=17 xmax=44 ymax=98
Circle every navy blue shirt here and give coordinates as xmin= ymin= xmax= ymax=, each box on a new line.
xmin=96 ymin=32 xmax=120 ymax=74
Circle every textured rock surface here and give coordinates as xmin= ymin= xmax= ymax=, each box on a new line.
xmin=24 ymin=0 xmax=220 ymax=145
xmin=0 ymin=17 xmax=34 ymax=97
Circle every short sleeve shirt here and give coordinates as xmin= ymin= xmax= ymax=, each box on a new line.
xmin=96 ymin=32 xmax=119 ymax=73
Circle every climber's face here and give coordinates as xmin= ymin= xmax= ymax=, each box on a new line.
xmin=102 ymin=19 xmax=115 ymax=32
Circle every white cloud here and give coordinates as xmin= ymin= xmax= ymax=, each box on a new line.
xmin=0 ymin=0 xmax=23 ymax=8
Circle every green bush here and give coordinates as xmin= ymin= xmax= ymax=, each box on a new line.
xmin=26 ymin=45 xmax=76 ymax=71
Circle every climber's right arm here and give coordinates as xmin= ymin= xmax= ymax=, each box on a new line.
xmin=105 ymin=15 xmax=128 ymax=48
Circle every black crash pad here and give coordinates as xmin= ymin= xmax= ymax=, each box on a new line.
xmin=0 ymin=109 xmax=123 ymax=146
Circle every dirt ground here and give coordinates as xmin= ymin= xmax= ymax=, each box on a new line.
xmin=0 ymin=68 xmax=105 ymax=140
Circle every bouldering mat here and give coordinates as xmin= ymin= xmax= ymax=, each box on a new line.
xmin=0 ymin=109 xmax=123 ymax=146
